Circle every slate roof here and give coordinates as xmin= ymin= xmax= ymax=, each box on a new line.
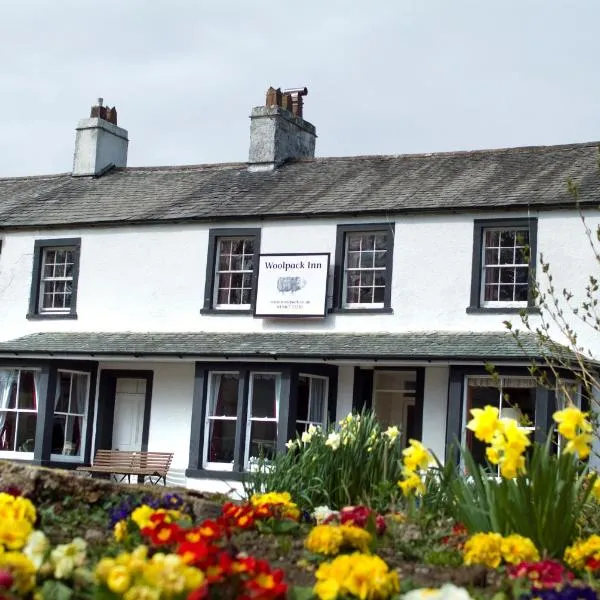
xmin=0 ymin=142 xmax=599 ymax=229
xmin=0 ymin=331 xmax=547 ymax=361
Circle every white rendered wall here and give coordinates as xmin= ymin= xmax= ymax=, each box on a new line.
xmin=1 ymin=210 xmax=598 ymax=354
xmin=421 ymin=366 xmax=449 ymax=463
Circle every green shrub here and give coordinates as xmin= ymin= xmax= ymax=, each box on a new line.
xmin=242 ymin=409 xmax=404 ymax=512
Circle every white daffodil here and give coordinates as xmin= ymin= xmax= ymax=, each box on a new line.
xmin=325 ymin=431 xmax=341 ymax=451
xmin=384 ymin=425 xmax=400 ymax=443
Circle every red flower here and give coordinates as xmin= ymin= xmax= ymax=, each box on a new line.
xmin=178 ymin=540 xmax=220 ymax=569
xmin=339 ymin=505 xmax=386 ymax=535
xmin=507 ymin=560 xmax=574 ymax=589
xmin=0 ymin=570 xmax=14 ymax=590
xmin=585 ymin=557 xmax=600 ymax=572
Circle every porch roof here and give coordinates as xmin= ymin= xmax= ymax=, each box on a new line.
xmin=0 ymin=330 xmax=551 ymax=362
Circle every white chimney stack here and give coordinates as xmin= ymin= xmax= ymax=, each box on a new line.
xmin=72 ymin=98 xmax=128 ymax=177
xmin=248 ymin=86 xmax=316 ymax=172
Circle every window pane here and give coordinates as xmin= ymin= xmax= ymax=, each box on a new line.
xmin=484 ymin=267 xmax=500 ymax=284
xmin=347 ymin=235 xmax=361 ymax=251
xmin=218 ymin=254 xmax=230 ymax=271
xmin=347 ymin=252 xmax=361 ymax=268
xmin=500 ymin=231 xmax=515 ymax=246
xmin=373 ymin=286 xmax=385 ymax=303
xmin=251 ymin=374 xmax=277 ymax=419
xmin=0 ymin=412 xmax=16 ymax=450
xmin=55 ymin=373 xmax=71 ymax=413
xmin=217 ymin=289 xmax=229 ymax=304
xmin=52 ymin=414 xmax=66 ymax=454
xmin=242 ymin=255 xmax=254 ymax=270
xmin=296 ymin=376 xmax=310 ymax=422
xmin=206 ymin=419 xmax=236 ymax=463
xmin=241 ymin=289 xmax=252 ymax=305
xmin=499 ymin=248 xmax=514 ymax=264
xmin=360 ymin=271 xmax=374 ymax=286
xmin=359 ymin=251 xmax=375 ymax=268
xmin=63 ymin=415 xmax=82 ymax=456
xmin=515 ymin=284 xmax=528 ymax=301
xmin=219 ymin=240 xmax=232 ymax=255
xmin=209 ymin=374 xmax=239 ymax=417
xmin=500 ymin=269 xmax=515 ymax=284
xmin=374 ymin=273 xmax=386 ymax=286
xmin=499 ymin=285 xmax=513 ymax=301
xmin=71 ymin=373 xmax=89 ymax=415
xmin=359 ymin=287 xmax=373 ymax=303
xmin=374 ymin=251 xmax=387 ymax=268
xmin=16 ymin=412 xmax=36 ymax=452
xmin=232 ymin=240 xmax=245 ymax=254
xmin=18 ymin=371 xmax=36 ymax=410
xmin=231 ymin=273 xmax=243 ymax=288
xmin=231 ymin=255 xmax=243 ymax=271
xmin=248 ymin=421 xmax=277 ymax=461
xmin=346 ymin=287 xmax=360 ymax=303
xmin=485 ymin=230 xmax=499 ymax=246
xmin=374 ymin=234 xmax=387 ymax=250
xmin=484 ymin=284 xmax=498 ymax=301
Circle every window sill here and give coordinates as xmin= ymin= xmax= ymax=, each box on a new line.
xmin=26 ymin=312 xmax=78 ymax=320
xmin=200 ymin=308 xmax=253 ymax=316
xmin=186 ymin=468 xmax=245 ymax=481
xmin=329 ymin=307 xmax=393 ymax=315
xmin=466 ymin=306 xmax=540 ymax=315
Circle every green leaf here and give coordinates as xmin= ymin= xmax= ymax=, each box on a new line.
xmin=40 ymin=580 xmax=75 ymax=600
xmin=289 ymin=586 xmax=316 ymax=600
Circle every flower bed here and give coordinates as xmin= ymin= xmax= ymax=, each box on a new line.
xmin=0 ymin=405 xmax=599 ymax=599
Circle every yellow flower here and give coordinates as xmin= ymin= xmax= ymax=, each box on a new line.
xmin=403 ymin=440 xmax=433 ymax=472
xmin=500 ymin=420 xmax=531 ymax=456
xmin=124 ymin=586 xmax=161 ymax=600
xmin=500 ymin=534 xmax=539 ymax=564
xmin=499 ymin=452 xmax=526 ymax=480
xmin=592 ymin=476 xmax=600 ymax=502
xmin=114 ymin=519 xmax=128 ymax=542
xmin=305 ymin=525 xmax=345 ymax=556
xmin=463 ymin=532 xmax=503 ymax=569
xmin=340 ymin=525 xmax=372 ymax=554
xmin=130 ymin=505 xmax=155 ymax=529
xmin=0 ymin=518 xmax=33 ymax=550
xmin=564 ymin=433 xmax=593 ymax=459
xmin=553 ymin=406 xmax=592 ymax=440
xmin=0 ymin=551 xmax=37 ymax=594
xmin=467 ymin=406 xmax=500 ymax=443
xmin=314 ymin=577 xmax=341 ymax=600
xmin=564 ymin=535 xmax=600 ymax=570
xmin=398 ymin=470 xmax=425 ymax=497
xmin=314 ymin=553 xmax=399 ymax=600
xmin=107 ymin=565 xmax=131 ymax=594
xmin=0 ymin=494 xmax=36 ymax=524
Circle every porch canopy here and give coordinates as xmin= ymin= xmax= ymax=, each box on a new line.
xmin=0 ymin=330 xmax=552 ymax=362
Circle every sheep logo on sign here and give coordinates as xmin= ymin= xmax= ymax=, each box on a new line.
xmin=277 ymin=276 xmax=306 ymax=293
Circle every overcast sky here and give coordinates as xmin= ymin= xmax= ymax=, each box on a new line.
xmin=1 ymin=1 xmax=598 ymax=177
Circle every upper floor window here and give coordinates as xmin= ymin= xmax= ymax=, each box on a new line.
xmin=469 ymin=219 xmax=537 ymax=312
xmin=203 ymin=229 xmax=261 ymax=313
xmin=334 ymin=224 xmax=394 ymax=311
xmin=28 ymin=238 xmax=81 ymax=319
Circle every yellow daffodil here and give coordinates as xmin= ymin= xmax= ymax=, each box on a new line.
xmin=467 ymin=406 xmax=500 ymax=443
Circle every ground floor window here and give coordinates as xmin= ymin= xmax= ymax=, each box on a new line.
xmin=200 ymin=368 xmax=331 ymax=472
xmin=464 ymin=375 xmax=536 ymax=466
xmin=372 ymin=370 xmax=417 ymax=447
xmin=0 ymin=369 xmax=39 ymax=453
xmin=51 ymin=370 xmax=90 ymax=459
xmin=204 ymin=372 xmax=239 ymax=470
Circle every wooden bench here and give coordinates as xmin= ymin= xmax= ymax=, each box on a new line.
xmin=76 ymin=450 xmax=174 ymax=486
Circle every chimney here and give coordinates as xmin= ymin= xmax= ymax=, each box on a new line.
xmin=248 ymin=86 xmax=316 ymax=172
xmin=72 ymin=98 xmax=129 ymax=177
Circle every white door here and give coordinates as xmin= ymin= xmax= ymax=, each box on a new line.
xmin=112 ymin=378 xmax=146 ymax=452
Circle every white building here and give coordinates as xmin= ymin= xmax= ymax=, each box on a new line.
xmin=0 ymin=89 xmax=597 ymax=492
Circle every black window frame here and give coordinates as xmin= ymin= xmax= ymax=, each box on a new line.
xmin=332 ymin=223 xmax=394 ymax=314
xmin=201 ymin=228 xmax=261 ymax=315
xmin=467 ymin=218 xmax=538 ymax=314
xmin=27 ymin=238 xmax=81 ymax=320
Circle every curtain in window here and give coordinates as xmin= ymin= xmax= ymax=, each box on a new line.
xmin=0 ymin=370 xmax=18 ymax=430
xmin=308 ymin=378 xmax=326 ymax=423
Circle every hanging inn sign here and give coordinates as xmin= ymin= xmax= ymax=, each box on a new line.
xmin=254 ymin=253 xmax=330 ymax=318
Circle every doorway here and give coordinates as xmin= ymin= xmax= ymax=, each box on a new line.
xmin=95 ymin=370 xmax=153 ymax=456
